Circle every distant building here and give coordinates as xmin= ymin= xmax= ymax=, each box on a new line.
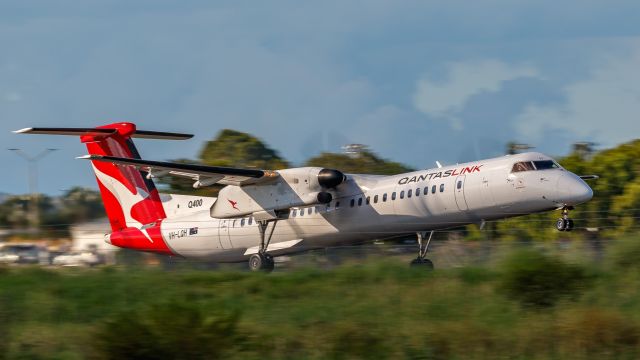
xmin=69 ymin=218 xmax=118 ymax=263
xmin=342 ymin=144 xmax=369 ymax=158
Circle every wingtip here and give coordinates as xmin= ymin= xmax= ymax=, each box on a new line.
xmin=13 ymin=128 xmax=33 ymax=134
xmin=76 ymin=155 xmax=94 ymax=160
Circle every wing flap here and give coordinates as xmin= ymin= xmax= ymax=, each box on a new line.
xmin=79 ymin=155 xmax=278 ymax=187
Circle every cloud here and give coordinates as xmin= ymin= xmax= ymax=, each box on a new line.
xmin=413 ymin=60 xmax=539 ymax=129
xmin=515 ymin=46 xmax=640 ymax=147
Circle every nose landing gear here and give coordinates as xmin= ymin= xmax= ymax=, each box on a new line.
xmin=556 ymin=207 xmax=574 ymax=232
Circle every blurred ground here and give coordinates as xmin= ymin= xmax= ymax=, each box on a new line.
xmin=1 ymin=237 xmax=640 ymax=359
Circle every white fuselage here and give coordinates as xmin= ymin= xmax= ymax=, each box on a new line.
xmin=155 ymin=152 xmax=593 ymax=262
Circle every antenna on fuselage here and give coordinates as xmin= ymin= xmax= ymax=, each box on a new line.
xmin=435 ymin=161 xmax=443 ymax=169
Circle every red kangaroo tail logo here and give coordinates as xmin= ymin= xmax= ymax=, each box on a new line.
xmin=228 ymin=199 xmax=239 ymax=210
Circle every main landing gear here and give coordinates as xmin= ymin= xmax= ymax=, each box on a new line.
xmin=248 ymin=220 xmax=277 ymax=272
xmin=556 ymin=207 xmax=575 ymax=232
xmin=410 ymin=231 xmax=434 ymax=270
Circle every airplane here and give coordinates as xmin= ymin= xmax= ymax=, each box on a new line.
xmin=14 ymin=122 xmax=595 ymax=271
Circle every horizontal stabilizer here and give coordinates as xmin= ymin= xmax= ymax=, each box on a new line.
xmin=79 ymin=155 xmax=279 ymax=186
xmin=14 ymin=127 xmax=193 ymax=140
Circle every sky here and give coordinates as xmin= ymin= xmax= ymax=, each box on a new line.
xmin=2 ymin=1 xmax=640 ymax=195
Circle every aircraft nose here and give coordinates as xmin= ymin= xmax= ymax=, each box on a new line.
xmin=556 ymin=173 xmax=593 ymax=205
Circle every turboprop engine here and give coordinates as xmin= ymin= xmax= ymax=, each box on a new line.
xmin=210 ymin=167 xmax=346 ymax=219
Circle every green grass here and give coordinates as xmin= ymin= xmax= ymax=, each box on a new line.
xmin=2 ymin=242 xmax=640 ymax=359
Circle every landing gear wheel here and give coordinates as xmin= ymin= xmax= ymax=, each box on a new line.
xmin=565 ymin=219 xmax=574 ymax=232
xmin=249 ymin=254 xmax=264 ymax=271
xmin=410 ymin=258 xmax=434 ymax=270
xmin=410 ymin=231 xmax=435 ymax=270
xmin=556 ymin=207 xmax=575 ymax=232
xmin=249 ymin=253 xmax=274 ymax=272
xmin=263 ymin=254 xmax=275 ymax=271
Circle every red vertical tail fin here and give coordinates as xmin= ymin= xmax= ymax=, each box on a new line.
xmin=14 ymin=123 xmax=193 ymax=254
xmin=14 ymin=123 xmax=193 ymax=252
xmin=81 ymin=122 xmax=167 ymax=232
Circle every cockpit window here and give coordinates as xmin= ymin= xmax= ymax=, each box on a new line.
xmin=512 ymin=160 xmax=561 ymax=173
xmin=511 ymin=161 xmax=535 ymax=172
xmin=533 ymin=160 xmax=560 ymax=170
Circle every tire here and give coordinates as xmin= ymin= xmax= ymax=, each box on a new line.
xmin=556 ymin=218 xmax=566 ymax=231
xmin=248 ymin=253 xmax=275 ymax=272
xmin=264 ymin=254 xmax=275 ymax=272
xmin=565 ymin=219 xmax=574 ymax=232
xmin=248 ymin=254 xmax=263 ymax=271
xmin=410 ymin=258 xmax=422 ymax=267
xmin=422 ymin=259 xmax=434 ymax=270
xmin=410 ymin=258 xmax=434 ymax=270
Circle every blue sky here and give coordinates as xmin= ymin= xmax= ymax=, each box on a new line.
xmin=2 ymin=1 xmax=640 ymax=195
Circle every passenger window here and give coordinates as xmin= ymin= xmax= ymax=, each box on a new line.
xmin=432 ymin=185 xmax=436 ymax=194
xmin=374 ymin=195 xmax=379 ymax=203
xmin=440 ymin=184 xmax=445 ymax=192
xmin=400 ymin=191 xmax=405 ymax=199
xmin=241 ymin=218 xmax=245 ymax=226
xmin=512 ymin=161 xmax=535 ymax=172
xmin=383 ymin=193 xmax=388 ymax=202
xmin=408 ymin=189 xmax=412 ymax=198
xmin=392 ymin=192 xmax=397 ymax=200
xmin=350 ymin=199 xmax=355 ymax=207
xmin=308 ymin=207 xmax=312 ymax=215
xmin=416 ymin=188 xmax=420 ymax=196
xmin=457 ymin=181 xmax=462 ymax=190
xmin=232 ymin=220 xmax=236 ymax=227
xmin=424 ymin=187 xmax=429 ymax=195
xmin=249 ymin=217 xmax=253 ymax=225
xmin=336 ymin=201 xmax=340 ymax=209
xmin=299 ymin=209 xmax=304 ymax=216
xmin=366 ymin=196 xmax=370 ymax=205
xmin=358 ymin=198 xmax=363 ymax=206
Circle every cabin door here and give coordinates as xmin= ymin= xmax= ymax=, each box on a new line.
xmin=218 ymin=219 xmax=234 ymax=249
xmin=454 ymin=175 xmax=469 ymax=211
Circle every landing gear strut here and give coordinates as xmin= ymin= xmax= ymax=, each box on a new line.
xmin=248 ymin=220 xmax=277 ymax=272
xmin=556 ymin=207 xmax=574 ymax=232
xmin=410 ymin=231 xmax=434 ymax=269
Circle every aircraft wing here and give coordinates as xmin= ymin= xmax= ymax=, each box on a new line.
xmin=79 ymin=155 xmax=279 ymax=187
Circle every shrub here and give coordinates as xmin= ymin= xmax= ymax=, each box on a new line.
xmin=498 ymin=249 xmax=590 ymax=308
xmin=94 ymin=301 xmax=241 ymax=359
xmin=607 ymin=237 xmax=640 ymax=270
xmin=556 ymin=308 xmax=640 ymax=357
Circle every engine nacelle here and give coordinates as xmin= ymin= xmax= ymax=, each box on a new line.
xmin=318 ymin=169 xmax=346 ymax=188
xmin=210 ymin=167 xmax=345 ymax=218
xmin=316 ymin=191 xmax=333 ymax=204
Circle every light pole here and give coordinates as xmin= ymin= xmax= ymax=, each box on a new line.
xmin=8 ymin=148 xmax=58 ymax=233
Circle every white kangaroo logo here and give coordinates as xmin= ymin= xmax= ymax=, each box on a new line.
xmin=92 ymin=164 xmax=155 ymax=242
